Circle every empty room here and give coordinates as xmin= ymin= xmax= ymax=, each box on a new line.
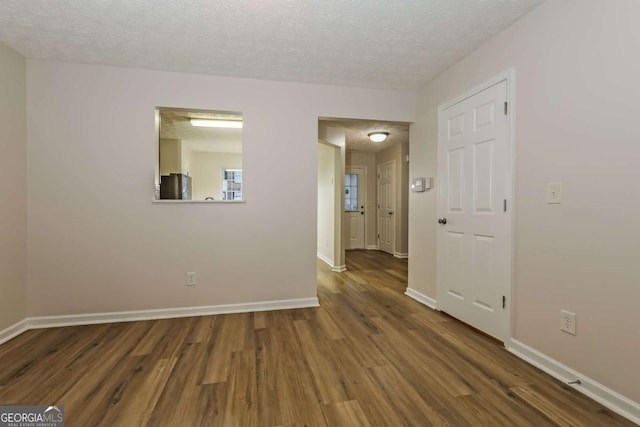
xmin=0 ymin=0 xmax=638 ymax=426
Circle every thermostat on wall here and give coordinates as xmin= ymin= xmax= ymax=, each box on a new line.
xmin=411 ymin=177 xmax=432 ymax=192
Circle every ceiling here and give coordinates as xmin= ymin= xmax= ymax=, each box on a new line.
xmin=321 ymin=118 xmax=409 ymax=153
xmin=160 ymin=109 xmax=242 ymax=153
xmin=0 ymin=0 xmax=543 ymax=90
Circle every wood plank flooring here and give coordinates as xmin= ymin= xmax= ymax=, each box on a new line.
xmin=0 ymin=250 xmax=634 ymax=426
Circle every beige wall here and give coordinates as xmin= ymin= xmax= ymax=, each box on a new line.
xmin=346 ymin=150 xmax=377 ymax=248
xmin=190 ymin=152 xmax=242 ymax=200
xmin=409 ymin=0 xmax=640 ymax=403
xmin=180 ymin=142 xmax=193 ymax=177
xmin=159 ymin=138 xmax=181 ymax=176
xmin=317 ymin=142 xmax=336 ymax=264
xmin=376 ymin=142 xmax=409 ymax=255
xmin=318 ymin=125 xmax=346 ymax=269
xmin=0 ymin=43 xmax=27 ymax=331
xmin=26 ymin=60 xmax=414 ymax=317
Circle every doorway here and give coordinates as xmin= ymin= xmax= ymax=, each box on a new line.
xmin=436 ymin=73 xmax=513 ymax=342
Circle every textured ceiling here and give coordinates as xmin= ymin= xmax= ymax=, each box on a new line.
xmin=160 ymin=109 xmax=242 ymax=153
xmin=321 ymin=118 xmax=409 ymax=153
xmin=0 ymin=0 xmax=543 ymax=90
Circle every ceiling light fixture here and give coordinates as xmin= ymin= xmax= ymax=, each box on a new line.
xmin=368 ymin=132 xmax=389 ymax=142
xmin=191 ymin=119 xmax=243 ymax=128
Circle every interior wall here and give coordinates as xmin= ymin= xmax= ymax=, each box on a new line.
xmin=26 ymin=60 xmax=415 ymax=317
xmin=376 ymin=142 xmax=409 ymax=255
xmin=0 ymin=43 xmax=27 ymax=331
xmin=180 ymin=142 xmax=193 ymax=177
xmin=317 ymin=142 xmax=336 ymax=264
xmin=409 ymin=0 xmax=640 ymax=403
xmin=159 ymin=138 xmax=181 ymax=175
xmin=318 ymin=125 xmax=346 ymax=270
xmin=190 ymin=151 xmax=242 ymax=201
xmin=346 ymin=150 xmax=377 ymax=249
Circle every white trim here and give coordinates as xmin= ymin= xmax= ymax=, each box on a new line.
xmin=366 ymin=245 xmax=379 ymax=250
xmin=393 ymin=252 xmax=408 ymax=259
xmin=508 ymin=339 xmax=640 ymax=425
xmin=317 ymin=253 xmax=346 ymax=272
xmin=317 ymin=252 xmax=335 ymax=267
xmin=436 ymin=68 xmax=516 ymax=343
xmin=152 ymin=199 xmax=246 ymax=204
xmin=404 ymin=288 xmax=437 ymax=310
xmin=0 ymin=319 xmax=30 ymax=346
xmin=2 ymin=298 xmax=319 ymax=335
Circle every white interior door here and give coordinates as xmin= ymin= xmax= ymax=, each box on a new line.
xmin=377 ymin=161 xmax=395 ymax=254
xmin=345 ymin=167 xmax=366 ymax=249
xmin=437 ymin=79 xmax=511 ymax=342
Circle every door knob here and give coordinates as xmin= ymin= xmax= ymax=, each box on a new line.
xmin=389 ymin=211 xmax=394 ymax=215
xmin=360 ymin=211 xmax=364 ymax=215
xmin=438 ymin=218 xmax=447 ymax=224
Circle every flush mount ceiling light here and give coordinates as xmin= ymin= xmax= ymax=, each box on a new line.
xmin=190 ymin=119 xmax=243 ymax=128
xmin=368 ymin=132 xmax=389 ymax=142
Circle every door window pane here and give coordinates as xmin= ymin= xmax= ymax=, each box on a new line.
xmin=345 ymin=173 xmax=359 ymax=211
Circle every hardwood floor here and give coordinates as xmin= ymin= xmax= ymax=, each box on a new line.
xmin=0 ymin=250 xmax=634 ymax=426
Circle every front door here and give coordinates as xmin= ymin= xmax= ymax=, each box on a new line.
xmin=345 ymin=167 xmax=365 ymax=249
xmin=437 ymin=79 xmax=511 ymax=342
xmin=377 ymin=161 xmax=395 ymax=254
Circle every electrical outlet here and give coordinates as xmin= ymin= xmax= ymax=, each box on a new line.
xmin=560 ymin=309 xmax=576 ymax=335
xmin=187 ymin=272 xmax=197 ymax=286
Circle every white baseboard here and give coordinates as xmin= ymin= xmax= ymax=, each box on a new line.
xmin=393 ymin=252 xmax=409 ymax=259
xmin=317 ymin=252 xmax=334 ymax=267
xmin=508 ymin=339 xmax=640 ymax=425
xmin=404 ymin=287 xmax=437 ymax=310
xmin=318 ymin=253 xmax=347 ymax=272
xmin=366 ymin=245 xmax=379 ymax=250
xmin=0 ymin=297 xmax=319 ymax=343
xmin=0 ymin=319 xmax=30 ymax=346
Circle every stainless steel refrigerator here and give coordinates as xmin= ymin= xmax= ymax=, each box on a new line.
xmin=160 ymin=173 xmax=191 ymax=200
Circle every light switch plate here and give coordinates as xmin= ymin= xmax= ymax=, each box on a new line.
xmin=547 ymin=182 xmax=562 ymax=204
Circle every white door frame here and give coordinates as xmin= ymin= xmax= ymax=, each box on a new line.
xmin=377 ymin=160 xmax=396 ymax=255
xmin=436 ymin=68 xmax=516 ymax=343
xmin=346 ymin=166 xmax=367 ymax=249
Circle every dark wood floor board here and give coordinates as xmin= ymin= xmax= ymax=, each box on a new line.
xmin=293 ymin=319 xmax=350 ymax=404
xmin=130 ymin=319 xmax=175 ymax=356
xmin=0 ymin=249 xmax=634 ymax=426
xmin=255 ymin=328 xmax=282 ymax=427
xmin=0 ymin=323 xmax=114 ymax=403
xmin=322 ymin=400 xmax=372 ymax=427
xmin=146 ymin=342 xmax=209 ymax=426
xmin=97 ymin=356 xmax=177 ymax=427
xmin=187 ymin=314 xmax=217 ymax=344
xmin=61 ymin=354 xmax=146 ymax=426
xmin=325 ymin=338 xmax=405 ymax=427
xmin=0 ymin=326 xmax=82 ymax=385
xmin=265 ymin=309 xmax=328 ymax=426
xmin=368 ymin=364 xmax=450 ymax=427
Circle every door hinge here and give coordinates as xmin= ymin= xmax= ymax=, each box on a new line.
xmin=502 ymin=296 xmax=506 ymax=309
xmin=377 ymin=234 xmax=380 ymax=239
xmin=503 ymin=199 xmax=507 ymax=212
xmin=504 ymin=102 xmax=508 ymax=115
